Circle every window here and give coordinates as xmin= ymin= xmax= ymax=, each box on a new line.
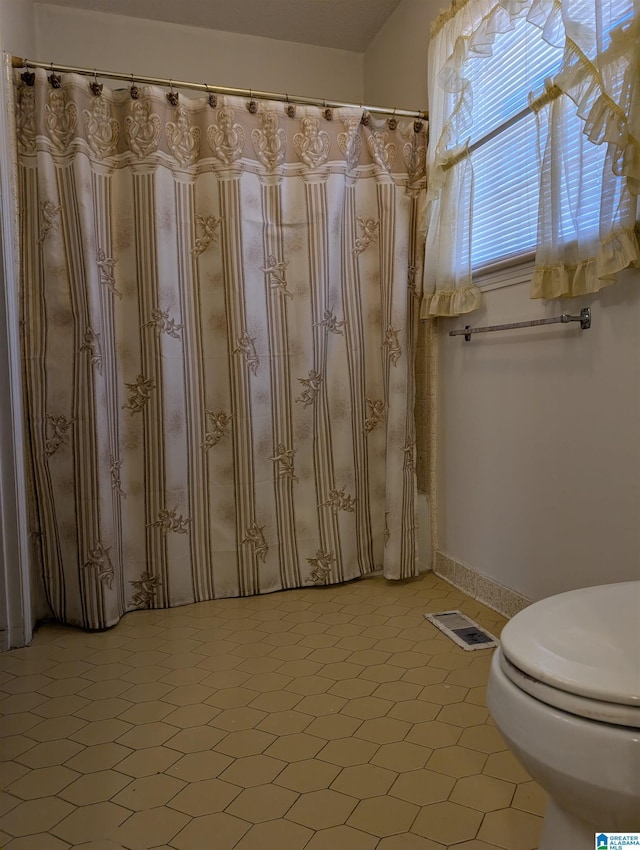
xmin=468 ymin=15 xmax=564 ymax=271
xmin=421 ymin=0 xmax=639 ymax=317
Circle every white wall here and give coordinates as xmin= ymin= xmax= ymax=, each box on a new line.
xmin=364 ymin=0 xmax=441 ymax=111
xmin=0 ymin=0 xmax=35 ymax=55
xmin=438 ymin=271 xmax=640 ymax=601
xmin=34 ymin=3 xmax=364 ymax=104
xmin=0 ymin=0 xmax=36 ymax=648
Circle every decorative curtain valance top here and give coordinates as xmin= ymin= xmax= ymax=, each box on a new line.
xmin=15 ymin=68 xmax=428 ymax=186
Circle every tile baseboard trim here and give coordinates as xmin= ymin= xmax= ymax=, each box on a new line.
xmin=434 ymin=551 xmax=531 ymax=619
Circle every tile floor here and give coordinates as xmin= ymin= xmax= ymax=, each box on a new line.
xmin=0 ymin=572 xmax=546 ymax=850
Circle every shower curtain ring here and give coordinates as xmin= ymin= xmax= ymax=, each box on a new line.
xmin=21 ymin=59 xmax=35 ymax=87
xmin=48 ymin=62 xmax=61 ymax=89
xmin=285 ymin=94 xmax=295 ymax=118
xmin=205 ymin=84 xmax=217 ymax=108
xmin=388 ymin=109 xmax=398 ymax=131
xmin=247 ymin=89 xmax=257 ymax=113
xmin=323 ymin=100 xmax=333 ymax=121
xmin=90 ymin=68 xmax=103 ymax=97
xmin=130 ymin=74 xmax=139 ymax=100
xmin=166 ymin=79 xmax=179 ymax=106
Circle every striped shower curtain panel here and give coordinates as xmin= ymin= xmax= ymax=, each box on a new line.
xmin=13 ymin=67 xmax=427 ymax=629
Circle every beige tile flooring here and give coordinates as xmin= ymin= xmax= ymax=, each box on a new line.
xmin=0 ymin=573 xmax=546 ymax=850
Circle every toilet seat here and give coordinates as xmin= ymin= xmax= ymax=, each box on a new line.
xmin=498 ymin=649 xmax=640 ymax=727
xmin=499 ymin=581 xmax=640 ymax=728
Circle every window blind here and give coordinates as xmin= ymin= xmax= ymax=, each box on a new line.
xmin=467 ymin=2 xmax=633 ymax=274
xmin=467 ymin=15 xmax=563 ymax=270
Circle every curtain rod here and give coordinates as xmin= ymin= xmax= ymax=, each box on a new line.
xmin=11 ymin=56 xmax=428 ymax=121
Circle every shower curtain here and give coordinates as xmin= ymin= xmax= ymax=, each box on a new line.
xmin=13 ymin=67 xmax=427 ymax=629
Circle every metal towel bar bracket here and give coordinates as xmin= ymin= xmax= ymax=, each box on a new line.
xmin=450 ymin=307 xmax=591 ymax=341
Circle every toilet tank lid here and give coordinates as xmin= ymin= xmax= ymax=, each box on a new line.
xmin=500 ymin=581 xmax=640 ymax=706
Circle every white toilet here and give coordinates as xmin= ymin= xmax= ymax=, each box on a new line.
xmin=487 ymin=581 xmax=640 ymax=849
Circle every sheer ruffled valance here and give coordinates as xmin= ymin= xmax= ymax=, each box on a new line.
xmin=422 ymin=0 xmax=639 ymax=317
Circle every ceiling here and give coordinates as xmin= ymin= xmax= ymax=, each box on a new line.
xmin=42 ymin=0 xmax=404 ymax=51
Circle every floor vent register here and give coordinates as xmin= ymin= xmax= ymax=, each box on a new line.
xmin=424 ymin=610 xmax=499 ymax=651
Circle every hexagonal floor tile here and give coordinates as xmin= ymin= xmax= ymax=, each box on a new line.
xmin=166 ymin=750 xmax=233 ymax=781
xmin=304 ymin=824 xmax=379 ymax=850
xmin=412 ymin=800 xmax=483 ymax=845
xmin=166 ymin=724 xmax=227 ymax=753
xmin=294 ymin=693 xmax=346 ymax=715
xmin=389 ymin=768 xmax=455 ymax=806
xmin=359 ymin=664 xmax=405 ymax=684
xmin=257 ymin=711 xmax=312 ymax=736
xmin=418 ymin=683 xmax=468 ymax=705
xmin=59 ymin=769 xmax=132 ymax=805
xmin=172 ymin=811 xmax=251 ymax=850
xmin=331 ymin=763 xmax=396 ymax=799
xmin=274 ymin=759 xmax=341 ymax=793
xmin=405 ymin=720 xmax=462 ymax=750
xmin=450 ymin=773 xmax=516 ymax=812
xmin=215 ymin=729 xmax=276 ymax=758
xmin=70 ymin=718 xmax=133 ymax=746
xmin=458 ymin=725 xmax=507 ymax=754
xmin=232 ymin=818 xmax=312 ymax=850
xmin=116 ymin=745 xmax=180 ymax=777
xmin=163 ymin=704 xmax=222 ymax=728
xmin=482 ymin=750 xmax=532 ymax=784
xmin=388 ymin=700 xmax=440 ymax=724
xmin=210 ymin=707 xmax=267 ymax=731
xmin=26 ymin=715 xmax=86 ymax=742
xmin=249 ymin=690 xmax=302 ymax=713
xmin=7 ymin=765 xmax=78 ymax=800
xmin=113 ymin=806 xmax=190 ymax=848
xmin=264 ymin=732 xmax=325 ymax=763
xmin=169 ymin=777 xmax=241 ymax=816
xmin=347 ymin=795 xmax=419 ymax=837
xmin=116 ymin=721 xmax=178 ymax=749
xmin=304 ymin=714 xmax=362 ymax=741
xmin=437 ymin=702 xmax=489 ymax=727
xmin=374 ymin=681 xmax=422 ymax=703
xmin=0 ymin=796 xmax=73 ymax=837
xmin=226 ymin=783 xmax=298 ymax=822
xmin=206 ymin=688 xmax=257 ymax=710
xmin=50 ymin=801 xmax=130 ymax=844
xmin=16 ymin=739 xmax=84 ymax=769
xmin=426 ymin=745 xmax=487 ymax=778
xmin=354 ymin=717 xmax=410 ymax=744
xmin=112 ymin=773 xmax=184 ymax=810
xmin=219 ymin=754 xmax=286 ymax=788
xmin=342 ymin=697 xmax=393 ymax=720
xmin=370 ymin=741 xmax=431 ymax=773
xmin=286 ymin=788 xmax=357 ymax=830
xmin=317 ymin=737 xmax=379 ymax=768
xmin=477 ymin=807 xmax=544 ymax=850
xmin=329 ymin=678 xmax=378 ymax=699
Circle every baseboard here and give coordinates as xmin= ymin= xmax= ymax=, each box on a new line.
xmin=434 ymin=551 xmax=531 ymax=619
